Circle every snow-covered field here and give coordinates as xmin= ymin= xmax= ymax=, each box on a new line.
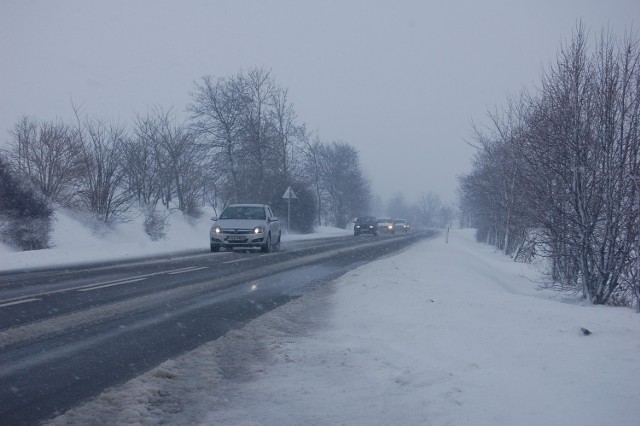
xmin=29 ymin=224 xmax=637 ymax=425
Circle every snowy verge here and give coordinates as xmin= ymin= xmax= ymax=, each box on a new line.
xmin=47 ymin=228 xmax=640 ymax=426
xmin=0 ymin=208 xmax=351 ymax=272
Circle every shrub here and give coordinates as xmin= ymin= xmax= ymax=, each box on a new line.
xmin=0 ymin=155 xmax=53 ymax=250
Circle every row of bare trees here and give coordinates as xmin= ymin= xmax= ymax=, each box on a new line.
xmin=8 ymin=115 xmax=131 ymax=224
xmin=188 ymin=68 xmax=372 ymax=227
xmin=459 ymin=25 xmax=640 ymax=307
xmin=2 ymin=68 xmax=372 ymax=241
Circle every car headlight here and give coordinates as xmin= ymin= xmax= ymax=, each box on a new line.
xmin=212 ymin=226 xmax=222 ymax=234
xmin=254 ymin=226 xmax=265 ymax=234
xmin=388 ymin=225 xmax=393 ymax=230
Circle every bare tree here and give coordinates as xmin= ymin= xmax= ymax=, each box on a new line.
xmin=7 ymin=116 xmax=83 ymax=205
xmin=151 ymin=109 xmax=205 ymax=216
xmin=387 ymin=192 xmax=410 ymax=219
xmin=189 ymin=74 xmax=245 ymax=204
xmin=76 ymin=119 xmax=131 ymax=223
xmin=190 ymin=68 xmax=304 ymax=206
xmin=189 ymin=68 xmax=375 ymax=229
xmin=299 ymin=132 xmax=325 ymax=226
xmin=7 ymin=116 xmax=38 ymax=173
xmin=459 ymin=24 xmax=640 ymax=306
xmin=269 ymin=87 xmax=305 ymax=187
xmin=238 ymin=68 xmax=276 ymax=199
xmin=417 ymin=191 xmax=442 ymax=228
xmin=318 ymin=142 xmax=371 ymax=228
xmin=124 ymin=113 xmax=164 ymax=207
xmin=524 ymin=25 xmax=638 ymax=304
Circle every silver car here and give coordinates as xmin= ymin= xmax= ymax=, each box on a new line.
xmin=377 ymin=218 xmax=395 ymax=234
xmin=393 ymin=219 xmax=410 ymax=232
xmin=210 ymin=204 xmax=281 ymax=252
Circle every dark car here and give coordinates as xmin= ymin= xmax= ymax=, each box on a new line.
xmin=354 ymin=216 xmax=378 ymax=236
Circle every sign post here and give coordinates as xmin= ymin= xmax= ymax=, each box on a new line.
xmin=282 ymin=186 xmax=297 ymax=234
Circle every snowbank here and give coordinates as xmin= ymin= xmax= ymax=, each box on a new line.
xmin=0 ymin=208 xmax=351 ymax=272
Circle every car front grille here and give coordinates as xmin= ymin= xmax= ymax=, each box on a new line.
xmin=221 ymin=229 xmax=253 ymax=235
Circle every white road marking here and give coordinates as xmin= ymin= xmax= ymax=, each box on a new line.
xmin=164 ymin=266 xmax=205 ymax=274
xmin=75 ymin=266 xmax=209 ymax=291
xmin=222 ymin=256 xmax=268 ymax=265
xmin=0 ymin=265 xmax=212 ymax=305
xmin=0 ymin=298 xmax=41 ymax=308
xmin=167 ymin=266 xmax=209 ymax=275
xmin=77 ymin=277 xmax=149 ymax=292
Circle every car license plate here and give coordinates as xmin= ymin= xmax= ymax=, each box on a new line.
xmin=227 ymin=235 xmax=246 ymax=242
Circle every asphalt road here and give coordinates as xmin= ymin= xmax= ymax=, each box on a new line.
xmin=0 ymin=230 xmax=436 ymax=425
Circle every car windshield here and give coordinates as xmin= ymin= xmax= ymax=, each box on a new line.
xmin=220 ymin=206 xmax=265 ymax=220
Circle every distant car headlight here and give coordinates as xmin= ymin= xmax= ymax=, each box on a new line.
xmin=388 ymin=225 xmax=393 ymax=230
xmin=212 ymin=226 xmax=222 ymax=234
xmin=254 ymin=226 xmax=265 ymax=234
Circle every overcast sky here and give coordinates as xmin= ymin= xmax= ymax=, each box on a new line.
xmin=1 ymin=1 xmax=637 ymax=205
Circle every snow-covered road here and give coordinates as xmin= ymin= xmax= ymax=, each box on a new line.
xmin=46 ymin=228 xmax=640 ymax=426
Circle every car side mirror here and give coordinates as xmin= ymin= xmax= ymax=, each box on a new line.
xmin=211 ymin=216 xmax=217 ymax=221
xmin=272 ymin=217 xmax=278 ymax=222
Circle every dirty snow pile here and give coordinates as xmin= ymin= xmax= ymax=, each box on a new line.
xmin=46 ymin=228 xmax=640 ymax=426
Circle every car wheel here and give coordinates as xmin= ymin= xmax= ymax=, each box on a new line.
xmin=274 ymin=232 xmax=281 ymax=251
xmin=261 ymin=233 xmax=272 ymax=253
xmin=210 ymin=244 xmax=220 ymax=252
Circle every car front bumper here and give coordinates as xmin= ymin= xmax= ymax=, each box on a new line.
xmin=354 ymin=225 xmax=377 ymax=234
xmin=210 ymin=232 xmax=266 ymax=248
